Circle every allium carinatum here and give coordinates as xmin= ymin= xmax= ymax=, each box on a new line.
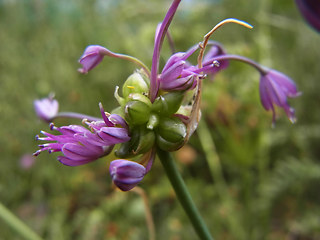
xmin=34 ymin=0 xmax=300 ymax=192
xmin=259 ymin=69 xmax=301 ymax=123
xmin=34 ymin=112 xmax=130 ymax=166
xmin=34 ymin=95 xmax=59 ymax=122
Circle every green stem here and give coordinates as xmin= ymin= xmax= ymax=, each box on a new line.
xmin=197 ymin=119 xmax=247 ymax=239
xmin=0 ymin=202 xmax=43 ymax=240
xmin=157 ymin=149 xmax=214 ymax=240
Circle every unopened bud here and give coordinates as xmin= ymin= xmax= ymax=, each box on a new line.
xmin=109 ymin=159 xmax=146 ymax=191
xmin=124 ymin=100 xmax=151 ymax=126
xmin=152 ymin=91 xmax=184 ymax=116
xmin=156 ymin=117 xmax=187 ymax=151
xmin=133 ymin=127 xmax=155 ymax=154
xmin=116 ymin=127 xmax=155 ymax=158
xmin=122 ymin=72 xmax=149 ymax=99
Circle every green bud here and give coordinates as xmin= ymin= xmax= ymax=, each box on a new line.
xmin=125 ymin=100 xmax=151 ymax=125
xmin=122 ymin=72 xmax=149 ymax=99
xmin=128 ymin=93 xmax=152 ymax=108
xmin=115 ymin=140 xmax=136 ymax=159
xmin=147 ymin=114 xmax=159 ymax=130
xmin=152 ymin=91 xmax=184 ymax=116
xmin=115 ymin=127 xmax=155 ymax=158
xmin=133 ymin=127 xmax=155 ymax=154
xmin=156 ymin=117 xmax=187 ymax=151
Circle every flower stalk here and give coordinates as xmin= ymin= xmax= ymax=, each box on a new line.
xmin=157 ymin=149 xmax=214 ymax=240
xmin=0 ymin=202 xmax=43 ymax=240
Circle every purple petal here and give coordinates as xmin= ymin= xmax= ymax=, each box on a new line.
xmin=98 ymin=127 xmax=130 ymax=144
xmin=109 ymin=159 xmax=146 ymax=191
xmin=150 ymin=0 xmax=182 ymax=101
xmin=108 ymin=114 xmax=129 ymax=129
xmin=161 ymin=60 xmax=185 ymax=82
xmin=34 ymin=97 xmax=59 ymax=122
xmin=259 ymin=69 xmax=300 ymax=123
xmin=58 ymin=156 xmax=96 ymax=166
xmin=78 ymin=45 xmax=109 ymax=74
xmin=295 ymin=0 xmax=320 ymax=32
xmin=62 ymin=143 xmax=103 ymax=161
xmin=259 ymin=78 xmax=273 ymax=111
xmin=162 ymin=52 xmax=185 ymax=73
xmin=268 ymin=70 xmax=300 ymax=97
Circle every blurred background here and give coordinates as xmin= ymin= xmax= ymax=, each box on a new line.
xmin=0 ymin=0 xmax=319 ymax=239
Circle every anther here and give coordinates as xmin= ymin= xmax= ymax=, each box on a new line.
xmin=33 ymin=150 xmax=41 ymax=156
xmin=49 ymin=123 xmax=55 ymax=131
xmin=213 ymin=60 xmax=220 ymax=67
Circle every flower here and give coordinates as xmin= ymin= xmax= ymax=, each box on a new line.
xmin=259 ymin=69 xmax=301 ymax=123
xmin=109 ymin=159 xmax=146 ymax=191
xmin=34 ymin=112 xmax=130 ymax=166
xmin=78 ymin=45 xmax=109 ymax=74
xmin=33 ymin=0 xmax=301 ymax=194
xmin=159 ymin=46 xmax=199 ymax=91
xmin=201 ymin=42 xmax=229 ymax=75
xmin=34 ymin=96 xmax=59 ymax=122
xmin=295 ymin=0 xmax=320 ymax=32
xmin=159 ymin=42 xmax=229 ymax=91
xmin=150 ymin=0 xmax=182 ymax=101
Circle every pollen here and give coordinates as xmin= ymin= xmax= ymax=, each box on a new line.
xmin=127 ymin=85 xmax=135 ymax=89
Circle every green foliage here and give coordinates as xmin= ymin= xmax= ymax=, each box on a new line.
xmin=1 ymin=0 xmax=320 ymax=239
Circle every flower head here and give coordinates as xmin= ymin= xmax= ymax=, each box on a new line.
xmin=259 ymin=69 xmax=301 ymax=123
xmin=34 ymin=95 xmax=59 ymax=122
xmin=109 ymin=159 xmax=146 ymax=191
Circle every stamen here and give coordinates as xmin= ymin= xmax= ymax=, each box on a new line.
xmin=39 ymin=143 xmax=49 ymax=147
xmin=213 ymin=60 xmax=220 ymax=67
xmin=127 ymin=85 xmax=135 ymax=89
xmin=33 ymin=150 xmax=41 ymax=156
xmin=82 ymin=118 xmax=89 ymax=125
xmin=49 ymin=122 xmax=56 ymax=131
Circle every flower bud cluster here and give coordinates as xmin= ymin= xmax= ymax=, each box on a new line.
xmin=33 ymin=0 xmax=301 ymax=193
xmin=114 ymin=71 xmax=187 ymax=156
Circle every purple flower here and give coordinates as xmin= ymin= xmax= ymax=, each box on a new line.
xmin=34 ymin=96 xmax=59 ymax=122
xmin=295 ymin=0 xmax=320 ymax=32
xmin=159 ymin=42 xmax=229 ymax=91
xmin=109 ymin=159 xmax=146 ymax=191
xmin=78 ymin=45 xmax=110 ymax=74
xmin=150 ymin=0 xmax=182 ymax=101
xmin=202 ymin=43 xmax=229 ymax=75
xmin=34 ymin=113 xmax=130 ymax=166
xmin=259 ymin=69 xmax=301 ymax=123
xmin=159 ymin=46 xmax=199 ymax=91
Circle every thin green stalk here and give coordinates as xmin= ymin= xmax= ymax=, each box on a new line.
xmin=0 ymin=202 xmax=43 ymax=240
xmin=197 ymin=119 xmax=247 ymax=239
xmin=197 ymin=119 xmax=226 ymax=190
xmin=157 ymin=149 xmax=214 ymax=240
